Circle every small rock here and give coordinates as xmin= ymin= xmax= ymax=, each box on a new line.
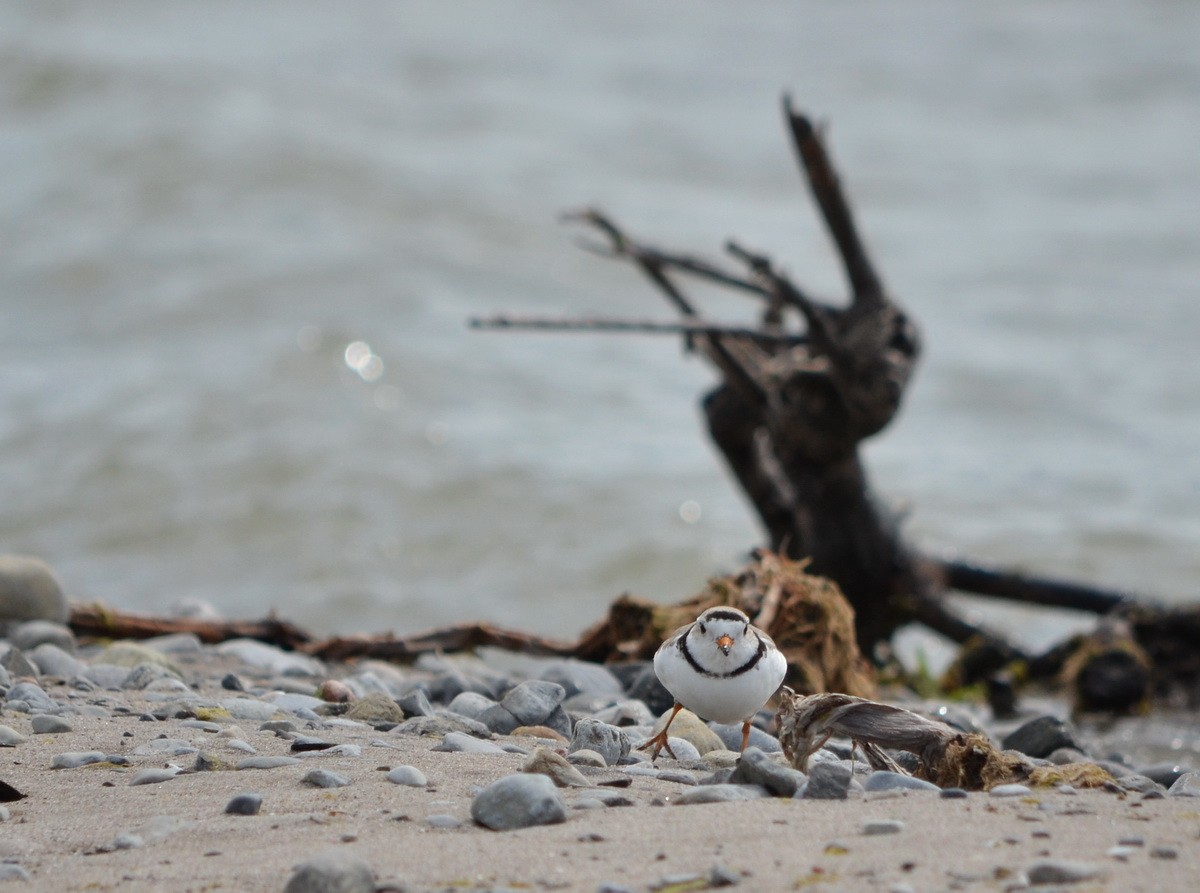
xmin=1025 ymin=859 xmax=1105 ymax=885
xmin=0 ymin=648 xmax=39 ymax=681
xmin=237 ymin=756 xmax=301 ymax=770
xmin=224 ymin=792 xmax=263 ymax=815
xmin=216 ymin=638 xmax=325 ymax=677
xmin=470 ymin=773 xmax=567 ymax=830
xmin=499 ymin=680 xmax=566 ymax=726
xmin=863 ymin=771 xmax=940 ymax=793
xmin=221 ymin=673 xmax=246 ymax=692
xmin=445 ymin=691 xmax=496 ymax=720
xmin=130 ymin=767 xmax=182 ymax=786
xmin=625 ymin=663 xmax=674 ymax=716
xmin=283 ymin=850 xmax=375 ymax=893
xmin=512 ymin=724 xmax=570 ymax=744
xmin=10 ymin=620 xmax=75 ymax=653
xmin=802 ymin=762 xmax=853 ymax=800
xmin=646 ymin=709 xmax=725 ymax=755
xmin=302 ymin=769 xmax=350 ymax=788
xmin=392 ymin=714 xmax=491 ymax=738
xmin=524 ymin=748 xmax=591 ymax=788
xmin=1167 ymin=771 xmax=1200 ymax=797
xmin=193 ymin=752 xmax=235 ymax=772
xmin=709 ymin=721 xmax=781 ymax=753
xmin=940 ymin=787 xmax=970 ymax=799
xmin=396 ymin=689 xmax=434 ymax=718
xmin=344 ymin=691 xmax=405 ymax=725
xmin=0 ymin=555 xmax=69 ymax=627
xmin=1001 ymin=716 xmax=1082 ymax=759
xmin=51 ymin=751 xmax=108 ymax=769
xmin=431 ymin=731 xmax=506 ymax=754
xmin=675 ymin=784 xmax=769 ymax=805
xmin=0 ymin=725 xmax=27 ymax=747
xmin=477 ymin=703 xmax=521 ymax=735
xmin=220 ymin=699 xmax=284 ymax=722
xmin=1138 ymin=762 xmax=1188 ymax=789
xmin=386 ymin=766 xmax=427 ymax=787
xmin=0 ymin=864 xmax=31 ymax=882
xmin=425 ymin=814 xmax=462 ymax=829
xmin=569 ymin=718 xmax=630 ymax=767
xmin=538 ymin=659 xmax=624 ymax=698
xmin=731 ymin=747 xmax=806 ymax=797
xmin=990 ymin=783 xmax=1032 ymax=798
xmin=567 ymin=748 xmax=608 ymax=769
xmin=1150 ymin=846 xmax=1178 ymax=860
xmin=863 ymin=819 xmax=904 ymax=835
xmin=96 ymin=642 xmax=182 ymax=676
xmin=30 ymin=714 xmax=72 ymax=734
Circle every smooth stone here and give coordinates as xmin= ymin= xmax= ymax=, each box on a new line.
xmin=193 ymin=752 xmax=236 ymax=772
xmin=30 ymin=714 xmax=72 ymax=734
xmin=542 ymin=704 xmax=573 ymax=739
xmin=470 ymin=773 xmax=567 ymax=831
xmin=569 ymin=718 xmax=631 ymax=767
xmin=425 ymin=814 xmax=462 ymax=829
xmin=940 ymin=787 xmax=970 ymax=799
xmin=1025 ymin=859 xmax=1105 ymax=885
xmin=802 ymin=761 xmax=853 ymax=800
xmin=4 ymin=682 xmax=56 ymax=711
xmin=132 ymin=739 xmax=198 ymax=757
xmin=647 ymin=709 xmax=726 ymax=756
xmin=512 ymin=725 xmax=570 ymax=745
xmin=392 ymin=714 xmax=490 ymax=738
xmin=1115 ymin=773 xmax=1162 ymax=794
xmin=0 ymin=864 xmax=30 ymax=882
xmin=96 ymin=642 xmax=182 ymax=676
xmin=179 ymin=719 xmax=223 ymax=733
xmin=537 ymin=659 xmax=624 ymax=698
xmin=343 ymin=691 xmax=404 ymax=724
xmin=216 ymin=639 xmax=324 ymax=677
xmin=863 ymin=771 xmax=940 ymax=793
xmin=566 ymin=748 xmax=608 ymax=769
xmin=395 ymin=689 xmax=435 ymax=718
xmin=709 ymin=722 xmax=782 ymax=753
xmin=224 ymin=792 xmax=262 ymax=815
xmin=523 ymin=748 xmax=591 ymax=788
xmin=1150 ymin=846 xmax=1178 ymax=859
xmin=122 ymin=662 xmax=179 ymax=690
xmin=130 ymin=767 xmax=181 ymax=785
xmin=0 ymin=806 xmax=9 ymax=822
xmin=1001 ymin=715 xmax=1082 ymax=760
xmin=625 ymin=663 xmax=674 ymax=716
xmin=271 ymin=693 xmax=327 ymax=715
xmin=302 ymin=769 xmax=350 ymax=788
xmin=283 ymin=850 xmax=376 ymax=893
xmin=142 ymin=632 xmax=204 ymax=654
xmin=863 ymin=819 xmax=905 ymax=835
xmin=0 ymin=648 xmax=39 ymax=681
xmin=591 ymin=699 xmax=655 ymax=728
xmin=10 ymin=620 xmax=75 ymax=653
xmin=675 ymin=784 xmax=769 ymax=805
xmin=27 ymin=643 xmax=85 ymax=678
xmin=220 ymin=699 xmax=284 ymax=722
xmin=51 ymin=751 xmax=108 ymax=769
xmin=731 ymin=747 xmax=807 ymax=797
xmin=501 ymin=681 xmax=566 ymax=729
xmin=431 ymin=731 xmax=506 ymax=754
xmin=477 ymin=703 xmax=521 ymax=735
xmin=0 ymin=555 xmax=69 ymax=626
xmin=1167 ymin=771 xmax=1200 ymax=796
xmin=657 ymin=770 xmax=698 ymax=786
xmin=0 ymin=725 xmax=26 ymax=747
xmin=445 ymin=691 xmax=496 ymax=720
xmin=386 ymin=765 xmax=427 ymax=787
xmin=238 ymin=756 xmax=301 ymax=770
xmin=84 ymin=664 xmax=133 ymax=690
xmin=1139 ymin=762 xmax=1189 ymax=788
xmin=0 ymin=664 xmax=8 ymax=687
xmin=990 ymin=783 xmax=1032 ymax=797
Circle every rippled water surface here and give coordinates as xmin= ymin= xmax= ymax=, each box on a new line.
xmin=2 ymin=3 xmax=1198 ymax=651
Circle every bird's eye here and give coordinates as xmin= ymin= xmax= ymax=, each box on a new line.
xmin=698 ymin=622 xmax=707 ymax=635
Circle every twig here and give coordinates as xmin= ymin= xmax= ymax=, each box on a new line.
xmin=469 ymin=315 xmax=807 ymax=344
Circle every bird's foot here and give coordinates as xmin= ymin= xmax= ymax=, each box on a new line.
xmin=636 ymin=730 xmax=677 ymax=762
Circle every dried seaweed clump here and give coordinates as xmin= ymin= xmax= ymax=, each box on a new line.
xmin=575 ymin=550 xmax=874 ymax=697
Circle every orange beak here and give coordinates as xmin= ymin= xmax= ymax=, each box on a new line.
xmin=716 ymin=634 xmax=734 ymax=655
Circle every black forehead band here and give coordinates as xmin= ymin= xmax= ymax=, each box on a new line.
xmin=703 ymin=609 xmax=747 ymax=624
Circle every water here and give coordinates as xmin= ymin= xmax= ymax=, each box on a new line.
xmin=2 ymin=3 xmax=1198 ymax=656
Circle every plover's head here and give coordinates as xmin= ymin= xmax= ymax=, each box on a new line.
xmin=694 ymin=606 xmax=751 ymax=656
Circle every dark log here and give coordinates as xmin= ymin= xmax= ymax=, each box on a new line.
xmin=304 ymin=623 xmax=577 ymax=663
xmin=69 ymin=602 xmax=313 ymax=651
xmin=930 ymin=556 xmax=1142 ymax=614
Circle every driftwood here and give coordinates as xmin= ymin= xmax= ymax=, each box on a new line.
xmin=68 ymin=603 xmax=313 ymax=651
xmin=473 ymin=95 xmax=1181 ymax=709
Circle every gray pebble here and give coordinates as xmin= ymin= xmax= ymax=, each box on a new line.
xmin=730 ymin=747 xmax=806 ymax=797
xmin=425 ymin=814 xmax=462 ymax=829
xmin=656 ymin=770 xmax=698 ymax=786
xmin=1025 ymin=859 xmax=1105 ymax=884
xmin=0 ymin=863 xmax=31 ymax=882
xmin=224 ymin=792 xmax=263 ymax=815
xmin=1107 ymin=845 xmax=1136 ymax=861
xmin=132 ymin=739 xmax=198 ymax=757
xmin=802 ymin=761 xmax=853 ymax=800
xmin=0 ymin=806 xmax=9 ymax=822
xmin=30 ymin=714 xmax=73 ymax=734
xmin=9 ymin=619 xmax=76 ymax=652
xmin=501 ymin=680 xmax=565 ymax=726
xmin=863 ymin=771 xmax=940 ymax=793
xmin=396 ymin=689 xmax=435 ymax=718
xmin=662 ymin=737 xmax=702 ymax=762
xmin=283 ymin=850 xmax=375 ymax=893
xmin=219 ymin=698 xmax=283 ymax=722
xmin=674 ymin=784 xmax=769 ymax=805
xmin=1167 ymin=771 xmax=1200 ymax=796
xmin=569 ymin=718 xmax=630 ymax=768
xmin=445 ymin=691 xmax=496 ymax=721
xmin=237 ymin=756 xmax=301 ymax=770
xmin=51 ymin=751 xmax=109 ymax=769
xmin=83 ymin=664 xmax=132 ymax=690
xmin=989 ymin=783 xmax=1032 ymax=797
xmin=940 ymin=787 xmax=970 ymax=799
xmin=476 ymin=703 xmax=521 ymax=735
xmin=393 ymin=713 xmax=491 ymax=738
xmin=0 ymin=554 xmax=69 ymax=626
xmin=470 ymin=773 xmax=567 ymax=830
xmin=567 ymin=749 xmax=607 ymax=769
xmin=1138 ymin=762 xmax=1189 ymax=788
xmin=302 ymin=769 xmax=350 ymax=788
xmin=431 ymin=731 xmax=507 ymax=754
xmin=216 ymin=638 xmax=325 ymax=677
xmin=708 ymin=722 xmax=782 ymax=753
xmin=28 ymin=643 xmax=85 ymax=679
xmin=863 ymin=819 xmax=904 ymax=835
xmin=0 ymin=646 xmax=39 ymax=680
xmin=129 ymin=767 xmax=181 ymax=785
xmin=1001 ymin=715 xmax=1082 ymax=759
xmin=0 ymin=725 xmax=27 ymax=747
xmin=4 ymin=681 xmax=56 ymax=712
xmin=538 ymin=659 xmax=625 ymax=698
xmin=386 ymin=765 xmax=427 ymax=787
xmin=1150 ymin=846 xmax=1178 ymax=860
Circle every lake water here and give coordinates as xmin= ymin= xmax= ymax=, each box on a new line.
xmin=2 ymin=2 xmax=1198 ymax=661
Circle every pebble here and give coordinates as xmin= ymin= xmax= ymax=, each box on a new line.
xmin=0 ymin=725 xmax=27 ymax=747
xmin=1167 ymin=771 xmax=1200 ymax=796
xmin=386 ymin=765 xmax=427 ymax=787
xmin=51 ymin=751 xmax=109 ymax=769
xmin=343 ymin=691 xmax=405 ymax=724
xmin=731 ymin=747 xmax=806 ymax=797
xmin=4 ymin=681 xmax=56 ymax=712
xmin=302 ymin=769 xmax=350 ymax=788
xmin=425 ymin=814 xmax=462 ymax=829
xmin=0 ymin=646 xmax=39 ymax=679
xmin=224 ymin=792 xmax=263 ymax=815
xmin=500 ymin=680 xmax=566 ymax=726
xmin=523 ymin=748 xmax=591 ymax=788
xmin=1001 ymin=716 xmax=1082 ymax=759
xmin=0 ymin=864 xmax=31 ymax=882
xmin=566 ymin=748 xmax=608 ymax=768
xmin=674 ymin=784 xmax=769 ymax=805
xmin=862 ymin=819 xmax=904 ymax=835
xmin=0 ymin=554 xmax=69 ymax=626
xmin=1024 ymin=859 xmax=1106 ymax=885
xmin=283 ymin=850 xmax=375 ymax=893
xmin=470 ymin=773 xmax=567 ymax=830
xmin=30 ymin=714 xmax=73 ymax=734
xmin=237 ymin=756 xmax=302 ymax=770
xmin=708 ymin=721 xmax=781 ymax=753
xmin=989 ymin=783 xmax=1033 ymax=798
xmin=216 ymin=639 xmax=324 ymax=677
xmin=28 ymin=643 xmax=86 ymax=678
xmin=569 ymin=718 xmax=631 ymax=767
xmin=863 ymin=771 xmax=940 ymax=793
xmin=645 ymin=709 xmax=725 ymax=755
xmin=129 ymin=767 xmax=182 ymax=785
xmin=431 ymin=731 xmax=507 ymax=754
xmin=802 ymin=761 xmax=853 ymax=800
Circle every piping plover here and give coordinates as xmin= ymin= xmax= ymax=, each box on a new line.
xmin=641 ymin=605 xmax=787 ymax=759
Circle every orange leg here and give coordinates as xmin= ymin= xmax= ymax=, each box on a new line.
xmin=637 ymin=702 xmax=683 ymax=761
xmin=740 ymin=720 xmax=752 ymax=752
